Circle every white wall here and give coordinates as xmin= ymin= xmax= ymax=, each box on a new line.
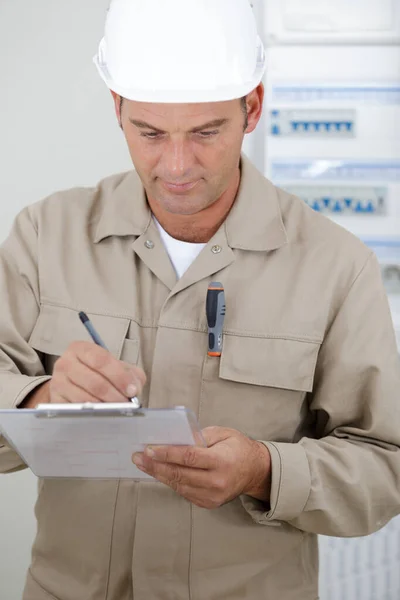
xmin=0 ymin=2 xmax=127 ymax=598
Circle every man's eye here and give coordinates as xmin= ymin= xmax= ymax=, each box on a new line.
xmin=140 ymin=131 xmax=218 ymax=139
xmin=141 ymin=132 xmax=162 ymax=139
xmin=198 ymin=131 xmax=218 ymax=138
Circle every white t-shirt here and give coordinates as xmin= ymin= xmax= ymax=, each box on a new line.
xmin=154 ymin=218 xmax=206 ymax=279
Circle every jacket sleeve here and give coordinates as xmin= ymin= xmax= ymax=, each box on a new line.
xmin=241 ymin=252 xmax=400 ymax=537
xmin=0 ymin=206 xmax=52 ymax=474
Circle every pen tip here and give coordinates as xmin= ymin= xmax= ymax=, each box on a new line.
xmin=79 ymin=311 xmax=89 ymax=323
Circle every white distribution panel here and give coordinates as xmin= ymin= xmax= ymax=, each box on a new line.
xmin=270 ymin=109 xmax=356 ymax=137
xmin=266 ymin=0 xmax=400 ymax=44
xmin=258 ymin=1 xmax=400 ymax=598
xmin=282 ymin=185 xmax=387 ymax=215
xmin=319 ymin=517 xmax=400 ymax=600
xmin=270 ymin=159 xmax=400 ymax=182
xmin=271 ymin=83 xmax=400 ymax=105
xmin=364 ymin=239 xmax=400 ymax=295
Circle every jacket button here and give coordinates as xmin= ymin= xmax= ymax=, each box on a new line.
xmin=211 ymin=245 xmax=222 ymax=254
xmin=145 ymin=240 xmax=155 ymax=249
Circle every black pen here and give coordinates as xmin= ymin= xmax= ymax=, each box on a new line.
xmin=206 ymin=283 xmax=226 ymax=357
xmin=79 ymin=312 xmax=141 ymax=409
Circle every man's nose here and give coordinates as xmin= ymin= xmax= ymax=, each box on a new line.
xmin=161 ymin=138 xmax=196 ymax=181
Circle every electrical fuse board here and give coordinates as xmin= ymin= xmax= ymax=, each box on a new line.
xmin=270 ymin=109 xmax=356 ymax=137
xmin=283 ymin=185 xmax=387 ymax=215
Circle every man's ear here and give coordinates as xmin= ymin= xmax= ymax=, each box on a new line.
xmin=110 ymin=91 xmax=123 ymax=129
xmin=244 ymin=83 xmax=264 ymax=135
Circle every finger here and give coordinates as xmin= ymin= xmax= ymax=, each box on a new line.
xmin=121 ymin=361 xmax=147 ymax=391
xmin=50 ymin=373 xmax=110 ymax=404
xmin=143 ymin=444 xmax=217 ymax=470
xmin=201 ymin=426 xmax=237 ymax=448
xmin=133 ymin=453 xmax=211 ymax=489
xmin=63 ymin=361 xmax=129 ymax=404
xmin=133 ymin=454 xmax=229 ymax=508
xmin=48 ymin=388 xmax=72 ymax=404
xmin=72 ymin=342 xmax=145 ymax=397
xmin=66 ymin=342 xmax=146 ymax=398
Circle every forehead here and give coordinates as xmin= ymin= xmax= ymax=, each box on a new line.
xmin=125 ymin=99 xmax=240 ymax=128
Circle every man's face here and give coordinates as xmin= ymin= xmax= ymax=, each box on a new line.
xmin=114 ymin=96 xmax=255 ymax=216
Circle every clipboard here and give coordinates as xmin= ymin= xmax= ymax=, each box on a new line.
xmin=0 ymin=404 xmax=205 ymax=479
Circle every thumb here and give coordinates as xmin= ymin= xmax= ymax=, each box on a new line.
xmin=201 ymin=426 xmax=236 ymax=448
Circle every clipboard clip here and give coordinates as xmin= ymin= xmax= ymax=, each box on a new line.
xmin=35 ymin=403 xmax=145 ymax=419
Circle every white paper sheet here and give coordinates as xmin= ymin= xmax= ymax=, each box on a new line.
xmin=0 ymin=406 xmax=203 ymax=479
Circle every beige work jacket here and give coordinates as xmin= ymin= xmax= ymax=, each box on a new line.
xmin=0 ymin=156 xmax=399 ymax=600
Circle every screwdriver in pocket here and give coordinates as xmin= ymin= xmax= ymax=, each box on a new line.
xmin=206 ymin=282 xmax=226 ymax=357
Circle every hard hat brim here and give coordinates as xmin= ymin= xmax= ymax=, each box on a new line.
xmin=93 ymin=37 xmax=266 ymax=103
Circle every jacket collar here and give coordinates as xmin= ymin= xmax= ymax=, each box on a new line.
xmin=93 ymin=170 xmax=151 ymax=243
xmin=93 ymin=154 xmax=288 ymax=252
xmin=225 ymin=155 xmax=288 ymax=252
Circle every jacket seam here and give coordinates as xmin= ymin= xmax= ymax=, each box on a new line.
xmin=161 ymin=324 xmax=323 ymax=343
xmin=224 ymin=331 xmax=322 ymax=343
xmin=39 ymin=299 xmax=159 ymax=328
xmin=104 ymin=480 xmax=122 ymax=600
xmin=27 ymin=569 xmax=60 ymax=600
xmin=38 ymin=300 xmax=323 ymax=343
xmin=198 ymin=354 xmax=208 ymax=426
xmin=131 ymin=483 xmax=144 ymax=594
xmin=324 ymin=252 xmax=374 ymax=339
xmin=266 ymin=442 xmax=283 ymax=520
xmin=189 ymin=357 xmax=209 ymax=599
xmin=13 ymin=376 xmax=52 ymax=408
xmin=188 ymin=502 xmax=194 ymax=600
xmin=298 ymin=446 xmax=313 ymax=515
xmin=343 ymin=252 xmax=374 ymax=304
xmin=220 ymin=374 xmax=312 ymax=391
xmin=0 ymin=246 xmax=41 ymax=311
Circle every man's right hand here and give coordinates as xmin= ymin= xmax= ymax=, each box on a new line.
xmin=21 ymin=342 xmax=146 ymax=409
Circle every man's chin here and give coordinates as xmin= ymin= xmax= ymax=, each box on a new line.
xmin=153 ymin=194 xmax=211 ymax=217
xmin=160 ymin=204 xmax=208 ymax=217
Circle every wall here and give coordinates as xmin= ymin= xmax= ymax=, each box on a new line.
xmin=0 ymin=2 xmax=125 ymax=598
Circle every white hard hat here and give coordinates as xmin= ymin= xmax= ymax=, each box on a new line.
xmin=94 ymin=0 xmax=266 ymax=103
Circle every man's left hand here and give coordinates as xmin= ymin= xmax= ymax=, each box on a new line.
xmin=132 ymin=427 xmax=271 ymax=509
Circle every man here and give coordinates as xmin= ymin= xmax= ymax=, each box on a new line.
xmin=1 ymin=1 xmax=399 ymax=599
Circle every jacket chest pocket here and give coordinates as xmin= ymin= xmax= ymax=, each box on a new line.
xmin=28 ymin=303 xmax=140 ymax=375
xmin=199 ymin=334 xmax=320 ymax=442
